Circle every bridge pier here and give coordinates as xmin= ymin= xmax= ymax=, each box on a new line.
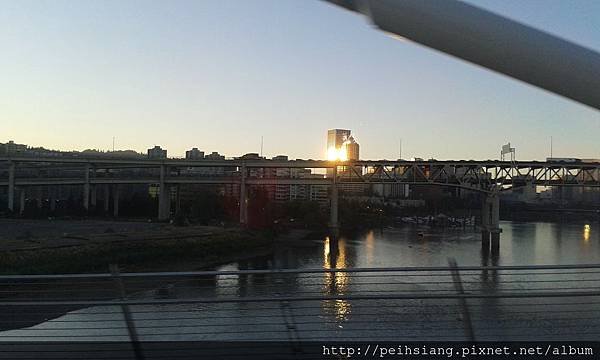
xmin=239 ymin=163 xmax=248 ymax=225
xmin=158 ymin=165 xmax=171 ymax=221
xmin=19 ymin=188 xmax=25 ymax=216
xmin=90 ymin=185 xmax=97 ymax=209
xmin=481 ymin=194 xmax=501 ymax=255
xmin=175 ymin=184 xmax=181 ymax=215
xmin=481 ymin=229 xmax=490 ymax=252
xmin=491 ymin=229 xmax=501 ymax=254
xmin=113 ymin=185 xmax=119 ymax=217
xmin=49 ymin=187 xmax=56 ymax=213
xmin=481 ymin=194 xmax=490 ymax=251
xmin=36 ymin=187 xmax=42 ymax=209
xmin=7 ymin=162 xmax=15 ymax=213
xmin=83 ymin=164 xmax=90 ymax=212
xmin=103 ymin=185 xmax=110 ymax=213
xmin=329 ymin=166 xmax=339 ymax=238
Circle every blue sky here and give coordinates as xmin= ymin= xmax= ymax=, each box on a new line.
xmin=1 ymin=0 xmax=599 ymax=160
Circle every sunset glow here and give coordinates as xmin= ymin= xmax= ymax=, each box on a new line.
xmin=327 ymin=146 xmax=347 ymax=161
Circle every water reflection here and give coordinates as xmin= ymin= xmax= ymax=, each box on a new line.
xmin=480 ymin=243 xmax=500 ymax=288
xmin=365 ymin=230 xmax=375 ymax=265
xmin=322 ymin=237 xmax=351 ymax=322
xmin=214 ymin=221 xmax=599 ymax=325
xmin=584 ymin=224 xmax=591 ymax=242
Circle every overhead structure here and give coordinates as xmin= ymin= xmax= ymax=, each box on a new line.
xmin=324 ymin=0 xmax=600 ymax=110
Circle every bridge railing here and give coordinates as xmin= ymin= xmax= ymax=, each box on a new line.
xmin=1 ymin=264 xmax=600 ymax=345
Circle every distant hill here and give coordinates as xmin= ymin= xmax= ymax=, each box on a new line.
xmin=1 ymin=141 xmax=146 ymax=159
xmin=80 ymin=149 xmax=146 ymax=159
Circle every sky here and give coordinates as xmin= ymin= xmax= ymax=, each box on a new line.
xmin=1 ymin=0 xmax=599 ymax=160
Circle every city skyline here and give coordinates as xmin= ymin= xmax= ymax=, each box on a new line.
xmin=2 ymin=0 xmax=599 ymax=160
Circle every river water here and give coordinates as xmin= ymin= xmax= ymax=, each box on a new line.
xmin=237 ymin=220 xmax=599 ymax=270
xmin=1 ymin=221 xmax=599 ymax=342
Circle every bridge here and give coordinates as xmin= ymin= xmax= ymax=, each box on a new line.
xmin=1 ymin=156 xmax=599 ymax=253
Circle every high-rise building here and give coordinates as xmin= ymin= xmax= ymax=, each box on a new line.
xmin=185 ymin=148 xmax=204 ymax=160
xmin=326 ymin=129 xmax=365 ymax=193
xmin=147 ymin=146 xmax=167 ymax=159
xmin=327 ymin=129 xmax=351 ymax=149
xmin=326 ymin=129 xmax=360 ymax=161
xmin=327 ymin=129 xmax=352 ymax=160
xmin=345 ymin=136 xmax=360 ymax=161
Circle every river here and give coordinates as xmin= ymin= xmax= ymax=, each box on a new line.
xmin=234 ymin=220 xmax=598 ymax=270
xmin=1 ymin=220 xmax=598 ymax=342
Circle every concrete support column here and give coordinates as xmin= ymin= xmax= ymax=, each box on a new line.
xmin=49 ymin=187 xmax=56 ymax=212
xmin=83 ymin=164 xmax=90 ymax=211
xmin=329 ymin=166 xmax=339 ymax=238
xmin=491 ymin=230 xmax=501 ymax=254
xmin=481 ymin=195 xmax=490 ymax=251
xmin=103 ymin=185 xmax=110 ymax=213
xmin=482 ymin=194 xmax=501 ymax=254
xmin=113 ymin=185 xmax=119 ymax=217
xmin=489 ymin=195 xmax=501 ymax=254
xmin=19 ymin=188 xmax=25 ymax=216
xmin=91 ymin=185 xmax=97 ymax=208
xmin=8 ymin=162 xmax=15 ymax=212
xmin=36 ymin=187 xmax=42 ymax=209
xmin=239 ymin=163 xmax=248 ymax=225
xmin=175 ymin=184 xmax=181 ymax=215
xmin=158 ymin=165 xmax=171 ymax=221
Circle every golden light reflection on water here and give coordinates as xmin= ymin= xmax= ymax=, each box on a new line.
xmin=322 ymin=237 xmax=351 ymax=322
xmin=584 ymin=224 xmax=591 ymax=242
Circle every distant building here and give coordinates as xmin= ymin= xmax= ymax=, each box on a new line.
xmin=238 ymin=153 xmax=265 ymax=160
xmin=205 ymin=152 xmax=225 ymax=160
xmin=1 ymin=141 xmax=27 ymax=155
xmin=186 ymin=151 xmax=231 ymax=176
xmin=345 ymin=136 xmax=360 ymax=161
xmin=147 ymin=146 xmax=167 ymax=159
xmin=326 ymin=129 xmax=363 ymax=195
xmin=372 ymin=183 xmax=409 ymax=199
xmin=325 ymin=129 xmax=360 ymax=161
xmin=500 ymin=176 xmax=537 ymax=204
xmin=185 ymin=148 xmax=204 ymax=160
xmin=327 ymin=129 xmax=352 ymax=161
xmin=326 ymin=129 xmax=362 ymax=182
xmin=271 ymin=168 xmax=329 ymax=206
xmin=327 ymin=129 xmax=351 ymax=152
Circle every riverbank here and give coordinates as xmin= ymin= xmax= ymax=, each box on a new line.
xmin=0 ymin=220 xmax=276 ymax=274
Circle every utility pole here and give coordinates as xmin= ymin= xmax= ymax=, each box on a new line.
xmin=550 ymin=136 xmax=553 ymax=158
xmin=112 ymin=137 xmax=115 ymax=152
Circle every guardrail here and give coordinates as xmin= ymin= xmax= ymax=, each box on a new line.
xmin=0 ymin=264 xmax=599 ymax=358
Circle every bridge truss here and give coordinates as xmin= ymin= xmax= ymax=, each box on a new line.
xmin=339 ymin=161 xmax=600 ymax=194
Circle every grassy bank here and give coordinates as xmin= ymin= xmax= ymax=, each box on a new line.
xmin=0 ymin=229 xmax=275 ymax=274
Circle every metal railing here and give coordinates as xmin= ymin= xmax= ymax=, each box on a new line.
xmin=0 ymin=264 xmax=599 ymax=357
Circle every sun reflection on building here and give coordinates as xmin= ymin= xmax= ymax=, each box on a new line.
xmin=322 ymin=237 xmax=351 ymax=322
